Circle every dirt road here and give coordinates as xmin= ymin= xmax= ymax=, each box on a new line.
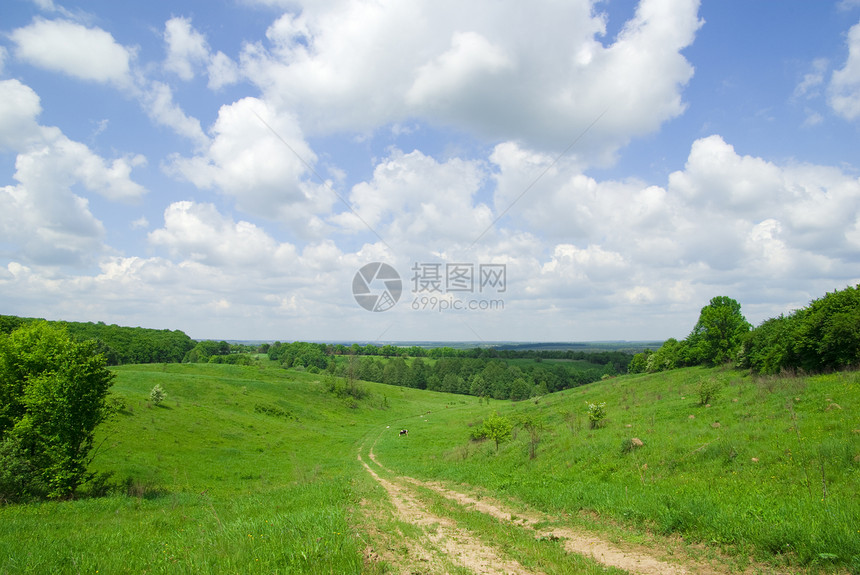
xmin=358 ymin=444 xmax=711 ymax=575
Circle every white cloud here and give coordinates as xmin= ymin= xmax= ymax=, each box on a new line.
xmin=10 ymin=18 xmax=132 ymax=86
xmin=163 ymin=16 xmax=210 ymax=81
xmin=207 ymin=51 xmax=240 ymax=90
xmin=9 ymin=18 xmax=210 ymax=147
xmin=0 ymin=79 xmax=147 ymax=266
xmin=131 ymin=216 xmax=149 ymax=230
xmin=163 ymin=17 xmax=239 ymax=89
xmin=141 ymin=81 xmax=209 ymax=147
xmin=168 ymin=97 xmax=333 ymax=233
xmin=240 ymin=0 xmax=702 ymax=156
xmin=794 ymin=58 xmax=828 ymax=99
xmin=149 ymin=201 xmax=296 ymax=267
xmin=0 ymin=80 xmax=43 ymax=151
xmin=334 ymin=148 xmax=493 ymax=254
xmin=829 ymin=20 xmax=860 ymax=120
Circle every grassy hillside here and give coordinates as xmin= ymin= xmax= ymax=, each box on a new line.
xmin=0 ymin=362 xmax=857 ymax=573
xmin=373 ymin=366 xmax=860 ymax=571
xmin=0 ymin=362 xmax=466 ymax=574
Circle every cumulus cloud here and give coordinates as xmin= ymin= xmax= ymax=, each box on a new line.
xmin=141 ymin=81 xmax=208 ymax=147
xmin=163 ymin=16 xmax=240 ymax=89
xmin=10 ymin=18 xmax=132 ymax=86
xmin=149 ymin=201 xmax=297 ymax=267
xmin=829 ymin=20 xmax=860 ymax=120
xmin=333 ymin=148 xmax=494 ymax=254
xmin=168 ymin=97 xmax=332 ymax=234
xmin=0 ymin=79 xmax=147 ymax=266
xmin=163 ymin=16 xmax=210 ymax=81
xmin=479 ymin=134 xmax=859 ymax=317
xmin=0 ymin=80 xmax=43 ymax=151
xmin=207 ymin=51 xmax=240 ymax=90
xmin=8 ymin=18 xmax=212 ymax=147
xmin=240 ymin=0 xmax=702 ymax=156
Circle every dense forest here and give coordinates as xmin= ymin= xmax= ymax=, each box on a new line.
xmin=264 ymin=340 xmax=627 ymax=400
xmin=629 ymin=284 xmax=860 ymax=375
xmin=0 ymin=316 xmax=194 ymax=365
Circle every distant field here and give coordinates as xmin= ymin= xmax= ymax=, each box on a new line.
xmin=0 ymin=362 xmax=857 ymax=573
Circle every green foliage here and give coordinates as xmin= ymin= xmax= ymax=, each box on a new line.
xmin=268 ymin=341 xmax=328 ymax=369
xmin=586 ymin=401 xmax=606 ymax=429
xmin=509 ymin=377 xmax=533 ymax=401
xmin=742 ymin=285 xmax=860 ymax=374
xmin=740 ymin=314 xmax=800 ymax=374
xmin=794 ymin=285 xmax=860 ymax=372
xmin=696 ymin=377 xmax=722 ymax=405
xmin=373 ymin=366 xmax=860 ymax=571
xmin=627 ymin=350 xmax=651 ymax=374
xmin=0 ymin=322 xmax=115 ymax=500
xmin=149 ymin=384 xmax=166 ymax=406
xmin=687 ymin=296 xmax=751 ymax=366
xmin=183 ymin=339 xmax=231 ymax=363
xmin=0 ymin=316 xmax=194 ymax=365
xmin=478 ymin=412 xmax=513 ymax=452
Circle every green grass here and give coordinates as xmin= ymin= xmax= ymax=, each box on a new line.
xmin=1 ymin=362 xmax=858 ymax=573
xmin=372 ymin=366 xmax=860 ymax=570
xmin=0 ymin=362 xmax=460 ymax=574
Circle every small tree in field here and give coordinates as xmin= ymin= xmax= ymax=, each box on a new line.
xmin=481 ymin=412 xmax=513 ymax=453
xmin=149 ymin=384 xmax=166 ymax=406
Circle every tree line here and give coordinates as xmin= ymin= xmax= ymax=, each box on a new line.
xmin=0 ymin=316 xmax=194 ymax=366
xmin=266 ymin=340 xmax=625 ymax=400
xmin=628 ymin=285 xmax=860 ymax=375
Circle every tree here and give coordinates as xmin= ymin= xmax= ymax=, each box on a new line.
xmin=0 ymin=322 xmax=115 ymax=500
xmin=687 ymin=296 xmax=751 ymax=366
xmin=149 ymin=384 xmax=166 ymax=406
xmin=794 ymin=285 xmax=860 ymax=372
xmin=480 ymin=412 xmax=512 ymax=453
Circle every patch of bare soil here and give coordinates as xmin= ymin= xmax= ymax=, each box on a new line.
xmin=359 ymin=454 xmax=541 ymax=575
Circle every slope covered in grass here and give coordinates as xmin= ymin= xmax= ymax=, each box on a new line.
xmin=1 ymin=361 xmax=858 ymax=573
xmin=0 ymin=362 xmax=468 ymax=574
xmin=372 ymin=366 xmax=860 ymax=571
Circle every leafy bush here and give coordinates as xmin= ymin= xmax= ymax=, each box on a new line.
xmin=696 ymin=378 xmax=722 ymax=405
xmin=587 ymin=402 xmax=607 ymax=429
xmin=149 ymin=384 xmax=166 ymax=406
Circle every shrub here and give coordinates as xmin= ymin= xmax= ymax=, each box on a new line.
xmin=149 ymin=384 xmax=166 ymax=406
xmin=587 ymin=402 xmax=607 ymax=429
xmin=697 ymin=378 xmax=722 ymax=406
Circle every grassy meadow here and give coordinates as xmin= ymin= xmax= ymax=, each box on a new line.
xmin=374 ymin=366 xmax=860 ymax=572
xmin=0 ymin=360 xmax=858 ymax=573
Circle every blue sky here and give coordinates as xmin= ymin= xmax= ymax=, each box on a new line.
xmin=1 ymin=0 xmax=859 ymax=342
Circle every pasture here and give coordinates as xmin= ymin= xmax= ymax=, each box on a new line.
xmin=0 ymin=362 xmax=857 ymax=573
